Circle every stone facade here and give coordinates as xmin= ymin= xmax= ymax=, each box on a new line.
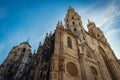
xmin=0 ymin=7 xmax=120 ymax=80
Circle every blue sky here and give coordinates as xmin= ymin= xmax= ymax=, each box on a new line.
xmin=0 ymin=0 xmax=120 ymax=64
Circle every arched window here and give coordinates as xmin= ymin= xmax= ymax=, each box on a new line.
xmin=97 ymin=34 xmax=100 ymax=37
xmin=72 ymin=21 xmax=75 ymax=25
xmin=83 ymin=36 xmax=85 ymax=40
xmin=22 ymin=48 xmax=26 ymax=52
xmin=66 ymin=19 xmax=68 ymax=22
xmin=67 ymin=37 xmax=72 ymax=48
xmin=72 ymin=16 xmax=74 ymax=20
xmin=74 ymin=28 xmax=77 ymax=31
xmin=90 ymin=66 xmax=98 ymax=80
xmin=67 ymin=24 xmax=69 ymax=28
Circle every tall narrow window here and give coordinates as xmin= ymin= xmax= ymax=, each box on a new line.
xmin=22 ymin=48 xmax=26 ymax=52
xmin=67 ymin=24 xmax=69 ymax=27
xmin=72 ymin=16 xmax=74 ymax=20
xmin=83 ymin=36 xmax=85 ymax=40
xmin=67 ymin=37 xmax=72 ymax=48
xmin=90 ymin=66 xmax=98 ymax=80
xmin=72 ymin=21 xmax=75 ymax=25
xmin=97 ymin=34 xmax=100 ymax=37
xmin=66 ymin=19 xmax=68 ymax=22
xmin=74 ymin=28 xmax=77 ymax=31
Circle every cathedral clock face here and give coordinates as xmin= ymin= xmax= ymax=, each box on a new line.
xmin=66 ymin=62 xmax=78 ymax=77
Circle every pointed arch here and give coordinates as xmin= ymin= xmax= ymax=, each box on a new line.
xmin=72 ymin=16 xmax=74 ymax=20
xmin=72 ymin=21 xmax=75 ymax=25
xmin=67 ymin=37 xmax=72 ymax=48
xmin=22 ymin=48 xmax=26 ymax=52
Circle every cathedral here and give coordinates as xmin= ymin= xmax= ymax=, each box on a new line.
xmin=0 ymin=7 xmax=120 ymax=80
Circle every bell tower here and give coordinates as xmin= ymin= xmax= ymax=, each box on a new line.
xmin=64 ymin=7 xmax=84 ymax=34
xmin=64 ymin=7 xmax=87 ymax=43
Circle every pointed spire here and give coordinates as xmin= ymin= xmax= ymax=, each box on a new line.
xmin=46 ymin=33 xmax=48 ymax=37
xmin=68 ymin=6 xmax=74 ymax=10
xmin=34 ymin=50 xmax=36 ymax=54
xmin=67 ymin=6 xmax=74 ymax=14
xmin=88 ymin=19 xmax=90 ymax=23
xmin=60 ymin=21 xmax=62 ymax=25
xmin=49 ymin=31 xmax=52 ymax=37
xmin=39 ymin=42 xmax=42 ymax=46
xmin=57 ymin=20 xmax=61 ymax=26
xmin=26 ymin=38 xmax=30 ymax=43
xmin=56 ymin=20 xmax=64 ymax=28
xmin=87 ymin=19 xmax=95 ymax=24
xmin=20 ymin=38 xmax=31 ymax=47
xmin=57 ymin=20 xmax=63 ymax=27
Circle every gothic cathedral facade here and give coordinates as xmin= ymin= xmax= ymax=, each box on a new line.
xmin=0 ymin=7 xmax=120 ymax=80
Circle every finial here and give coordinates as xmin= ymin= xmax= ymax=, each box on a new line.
xmin=46 ymin=33 xmax=48 ymax=37
xmin=69 ymin=6 xmax=73 ymax=9
xmin=88 ymin=19 xmax=90 ymax=23
xmin=39 ymin=42 xmax=41 ymax=45
xmin=49 ymin=31 xmax=52 ymax=36
xmin=26 ymin=38 xmax=30 ymax=43
xmin=60 ymin=21 xmax=62 ymax=25
xmin=68 ymin=6 xmax=74 ymax=12
xmin=56 ymin=20 xmax=64 ymax=29
xmin=34 ymin=50 xmax=36 ymax=54
xmin=57 ymin=20 xmax=61 ymax=25
xmin=57 ymin=20 xmax=61 ymax=27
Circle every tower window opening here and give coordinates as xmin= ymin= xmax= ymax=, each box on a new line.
xmin=22 ymin=48 xmax=26 ymax=52
xmin=97 ymin=34 xmax=100 ymax=37
xmin=83 ymin=36 xmax=85 ymax=40
xmin=72 ymin=21 xmax=75 ymax=25
xmin=67 ymin=24 xmax=69 ymax=27
xmin=72 ymin=16 xmax=74 ymax=20
xmin=74 ymin=28 xmax=77 ymax=31
xmin=67 ymin=37 xmax=72 ymax=48
xmin=66 ymin=19 xmax=68 ymax=22
xmin=66 ymin=24 xmax=69 ymax=29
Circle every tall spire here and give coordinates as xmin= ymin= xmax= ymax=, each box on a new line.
xmin=88 ymin=19 xmax=90 ymax=23
xmin=67 ymin=6 xmax=75 ymax=15
xmin=26 ymin=38 xmax=30 ymax=43
xmin=56 ymin=20 xmax=64 ymax=29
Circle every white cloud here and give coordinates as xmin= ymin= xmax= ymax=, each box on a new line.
xmin=106 ymin=29 xmax=120 ymax=37
xmin=77 ymin=0 xmax=120 ymax=59
xmin=78 ymin=0 xmax=120 ymax=31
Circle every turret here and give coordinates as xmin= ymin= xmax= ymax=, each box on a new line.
xmin=19 ymin=39 xmax=31 ymax=51
xmin=87 ymin=20 xmax=109 ymax=46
